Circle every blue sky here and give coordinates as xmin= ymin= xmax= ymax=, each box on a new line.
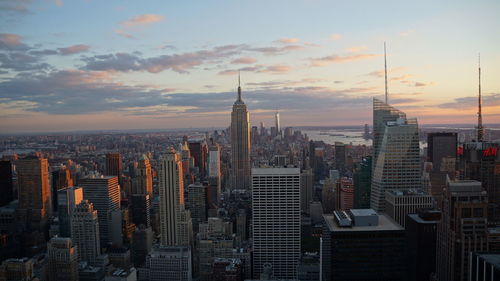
xmin=1 ymin=0 xmax=499 ymax=132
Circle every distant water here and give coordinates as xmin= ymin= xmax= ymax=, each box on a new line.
xmin=303 ymin=129 xmax=371 ymax=146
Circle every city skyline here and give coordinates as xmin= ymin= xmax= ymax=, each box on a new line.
xmin=1 ymin=0 xmax=499 ymax=133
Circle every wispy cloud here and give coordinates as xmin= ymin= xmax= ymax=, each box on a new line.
xmin=329 ymin=34 xmax=342 ymax=40
xmin=309 ymin=53 xmax=380 ymax=67
xmin=231 ymin=57 xmax=257 ymax=64
xmin=367 ymin=67 xmax=407 ymax=78
xmin=115 ymin=14 xmax=165 ymax=39
xmin=437 ymin=93 xmax=500 ymax=109
xmin=275 ymin=37 xmax=300 ymax=44
xmin=58 ymin=44 xmax=90 ymax=55
xmin=399 ymin=29 xmax=415 ymax=37
xmin=345 ymin=46 xmax=367 ymax=53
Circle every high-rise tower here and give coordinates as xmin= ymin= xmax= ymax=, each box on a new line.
xmin=477 ymin=54 xmax=484 ymax=142
xmin=16 ymin=156 xmax=52 ymax=231
xmin=230 ymin=75 xmax=251 ymax=190
xmin=275 ymin=110 xmax=281 ymax=137
xmin=71 ymin=200 xmax=101 ymax=264
xmin=158 ymin=148 xmax=192 ymax=246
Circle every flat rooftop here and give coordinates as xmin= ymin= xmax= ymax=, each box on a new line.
xmin=386 ymin=188 xmax=430 ymax=197
xmin=252 ymin=167 xmax=300 ymax=175
xmin=407 ymin=213 xmax=440 ymax=224
xmin=324 ymin=213 xmax=403 ymax=232
xmin=476 ymin=253 xmax=500 ymax=269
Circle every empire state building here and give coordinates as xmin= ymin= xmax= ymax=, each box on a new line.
xmin=230 ymin=76 xmax=251 ymax=190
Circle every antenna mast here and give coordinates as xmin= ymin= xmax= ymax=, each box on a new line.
xmin=477 ymin=53 xmax=484 ymax=142
xmin=384 ymin=42 xmax=388 ymax=103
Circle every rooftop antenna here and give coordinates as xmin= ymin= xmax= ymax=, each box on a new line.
xmin=477 ymin=53 xmax=484 ymax=142
xmin=237 ymin=71 xmax=242 ymax=102
xmin=384 ymin=42 xmax=388 ymax=103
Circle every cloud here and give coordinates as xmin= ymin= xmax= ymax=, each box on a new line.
xmin=309 ymin=53 xmax=380 ymax=67
xmin=345 ymin=46 xmax=367 ymax=53
xmin=414 ymin=82 xmax=427 ymax=87
xmin=53 ymin=0 xmax=63 ymax=6
xmin=259 ymin=64 xmax=291 ymax=74
xmin=329 ymin=34 xmax=342 ymax=40
xmin=115 ymin=14 xmax=165 ymax=38
xmin=399 ymin=29 xmax=414 ymax=37
xmin=57 ymin=44 xmax=90 ymax=55
xmin=437 ymin=93 xmax=500 ymax=109
xmin=367 ymin=67 xmax=407 ymax=78
xmin=275 ymin=38 xmax=300 ymax=44
xmin=0 ymin=0 xmax=33 ymax=15
xmin=0 ymin=33 xmax=30 ymax=50
xmin=231 ymin=57 xmax=257 ymax=64
xmin=250 ymin=45 xmax=304 ymax=54
xmin=390 ymin=74 xmax=413 ymax=81
xmin=0 ymin=52 xmax=51 ymax=72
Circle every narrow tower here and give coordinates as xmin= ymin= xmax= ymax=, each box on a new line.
xmin=477 ymin=54 xmax=484 ymax=142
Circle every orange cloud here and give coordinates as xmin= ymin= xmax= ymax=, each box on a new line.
xmin=310 ymin=54 xmax=380 ymax=67
xmin=275 ymin=37 xmax=300 ymax=44
xmin=121 ymin=14 xmax=164 ymax=27
xmin=58 ymin=44 xmax=90 ymax=55
xmin=231 ymin=57 xmax=257 ymax=64
xmin=345 ymin=46 xmax=367 ymax=52
xmin=259 ymin=64 xmax=291 ymax=74
xmin=330 ymin=34 xmax=342 ymax=40
xmin=0 ymin=33 xmax=23 ymax=47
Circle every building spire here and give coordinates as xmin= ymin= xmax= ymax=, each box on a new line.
xmin=384 ymin=42 xmax=388 ymax=104
xmin=477 ymin=53 xmax=484 ymax=142
xmin=237 ymin=71 xmax=242 ymax=102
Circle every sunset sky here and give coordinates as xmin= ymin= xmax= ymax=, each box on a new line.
xmin=1 ymin=0 xmax=499 ymax=133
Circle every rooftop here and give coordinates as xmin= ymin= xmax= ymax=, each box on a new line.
xmin=324 ymin=213 xmax=403 ymax=232
xmin=386 ymin=188 xmax=430 ymax=197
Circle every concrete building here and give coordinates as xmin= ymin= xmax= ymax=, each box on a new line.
xmin=80 ymin=176 xmax=121 ymax=247
xmin=47 ymin=237 xmax=79 ymax=281
xmin=186 ymin=183 xmax=207 ymax=233
xmin=230 ymin=78 xmax=251 ymax=190
xmin=133 ymin=155 xmax=153 ymax=198
xmin=252 ymin=167 xmax=301 ymax=279
xmin=469 ymin=252 xmax=500 ymax=281
xmin=145 ymin=246 xmax=192 ymax=281
xmin=131 ymin=226 xmax=153 ymax=267
xmin=131 ymin=194 xmax=150 ymax=228
xmin=406 ymin=209 xmax=441 ymax=281
xmin=321 ymin=209 xmax=407 ymax=281
xmin=71 ymin=200 xmax=101 ymax=264
xmin=158 ymin=148 xmax=193 ymax=247
xmin=57 ymin=186 xmax=83 ymax=237
xmin=16 ymin=156 xmax=52 ymax=232
xmin=385 ymin=188 xmax=434 ymax=228
xmin=0 ymin=258 xmax=36 ymax=281
xmin=435 ymin=177 xmax=489 ymax=281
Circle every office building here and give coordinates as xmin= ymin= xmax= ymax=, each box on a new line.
xmin=427 ymin=132 xmax=457 ymax=172
xmin=300 ymin=169 xmax=313 ymax=213
xmin=335 ymin=142 xmax=346 ymax=171
xmin=131 ymin=226 xmax=153 ymax=267
xmin=145 ymin=246 xmax=192 ymax=281
xmin=459 ymin=141 xmax=500 ymax=221
xmin=131 ymin=194 xmax=150 ymax=228
xmin=186 ymin=183 xmax=207 ymax=233
xmin=435 ymin=178 xmax=489 ymax=281
xmin=211 ymin=258 xmax=242 ymax=281
xmin=0 ymin=160 xmax=13 ymax=207
xmin=47 ymin=237 xmax=79 ymax=281
xmin=406 ymin=209 xmax=441 ymax=281
xmin=133 ymin=155 xmax=153 ymax=198
xmin=105 ymin=268 xmax=137 ymax=281
xmin=158 ymin=148 xmax=192 ymax=246
xmin=105 ymin=153 xmax=123 ymax=177
xmin=385 ymin=188 xmax=434 ymax=228
xmin=80 ymin=176 xmax=121 ymax=247
xmin=353 ymin=156 xmax=372 ymax=209
xmin=337 ymin=177 xmax=354 ymax=211
xmin=51 ymin=166 xmax=74 ymax=212
xmin=321 ymin=209 xmax=407 ymax=281
xmin=71 ymin=200 xmax=101 ymax=264
xmin=371 ymin=107 xmax=421 ymax=212
xmin=469 ymin=252 xmax=500 ymax=281
xmin=188 ymin=141 xmax=208 ymax=180
xmin=0 ymin=258 xmax=36 ymax=281
xmin=252 ymin=167 xmax=301 ymax=279
xmin=322 ymin=177 xmax=336 ymax=214
xmin=207 ymin=140 xmax=221 ymax=207
xmin=57 ymin=186 xmax=84 ymax=237
xmin=16 ymin=156 xmax=52 ymax=231
xmin=230 ymin=77 xmax=251 ymax=190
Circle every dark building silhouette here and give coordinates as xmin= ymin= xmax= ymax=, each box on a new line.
xmin=105 ymin=152 xmax=123 ymax=177
xmin=406 ymin=209 xmax=441 ymax=281
xmin=0 ymin=160 xmax=13 ymax=207
xmin=427 ymin=132 xmax=457 ymax=172
xmin=353 ymin=156 xmax=372 ymax=209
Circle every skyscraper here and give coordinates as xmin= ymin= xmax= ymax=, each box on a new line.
xmin=427 ymin=132 xmax=457 ymax=172
xmin=353 ymin=156 xmax=372 ymax=209
xmin=80 ymin=176 xmax=121 ymax=247
xmin=71 ymin=200 xmax=101 ymax=264
xmin=252 ymin=167 xmax=301 ymax=279
xmin=207 ymin=140 xmax=221 ymax=208
xmin=158 ymin=148 xmax=192 ymax=247
xmin=51 ymin=165 xmax=74 ymax=212
xmin=57 ymin=186 xmax=84 ymax=237
xmin=435 ymin=177 xmax=489 ymax=281
xmin=16 ymin=156 xmax=52 ymax=231
xmin=105 ymin=152 xmax=123 ymax=177
xmin=371 ymin=101 xmax=421 ymax=212
xmin=0 ymin=160 xmax=13 ymax=207
xmin=384 ymin=188 xmax=433 ymax=228
xmin=230 ymin=76 xmax=251 ymax=190
xmin=274 ymin=110 xmax=281 ymax=138
xmin=133 ymin=155 xmax=153 ymax=197
xmin=47 ymin=237 xmax=79 ymax=281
